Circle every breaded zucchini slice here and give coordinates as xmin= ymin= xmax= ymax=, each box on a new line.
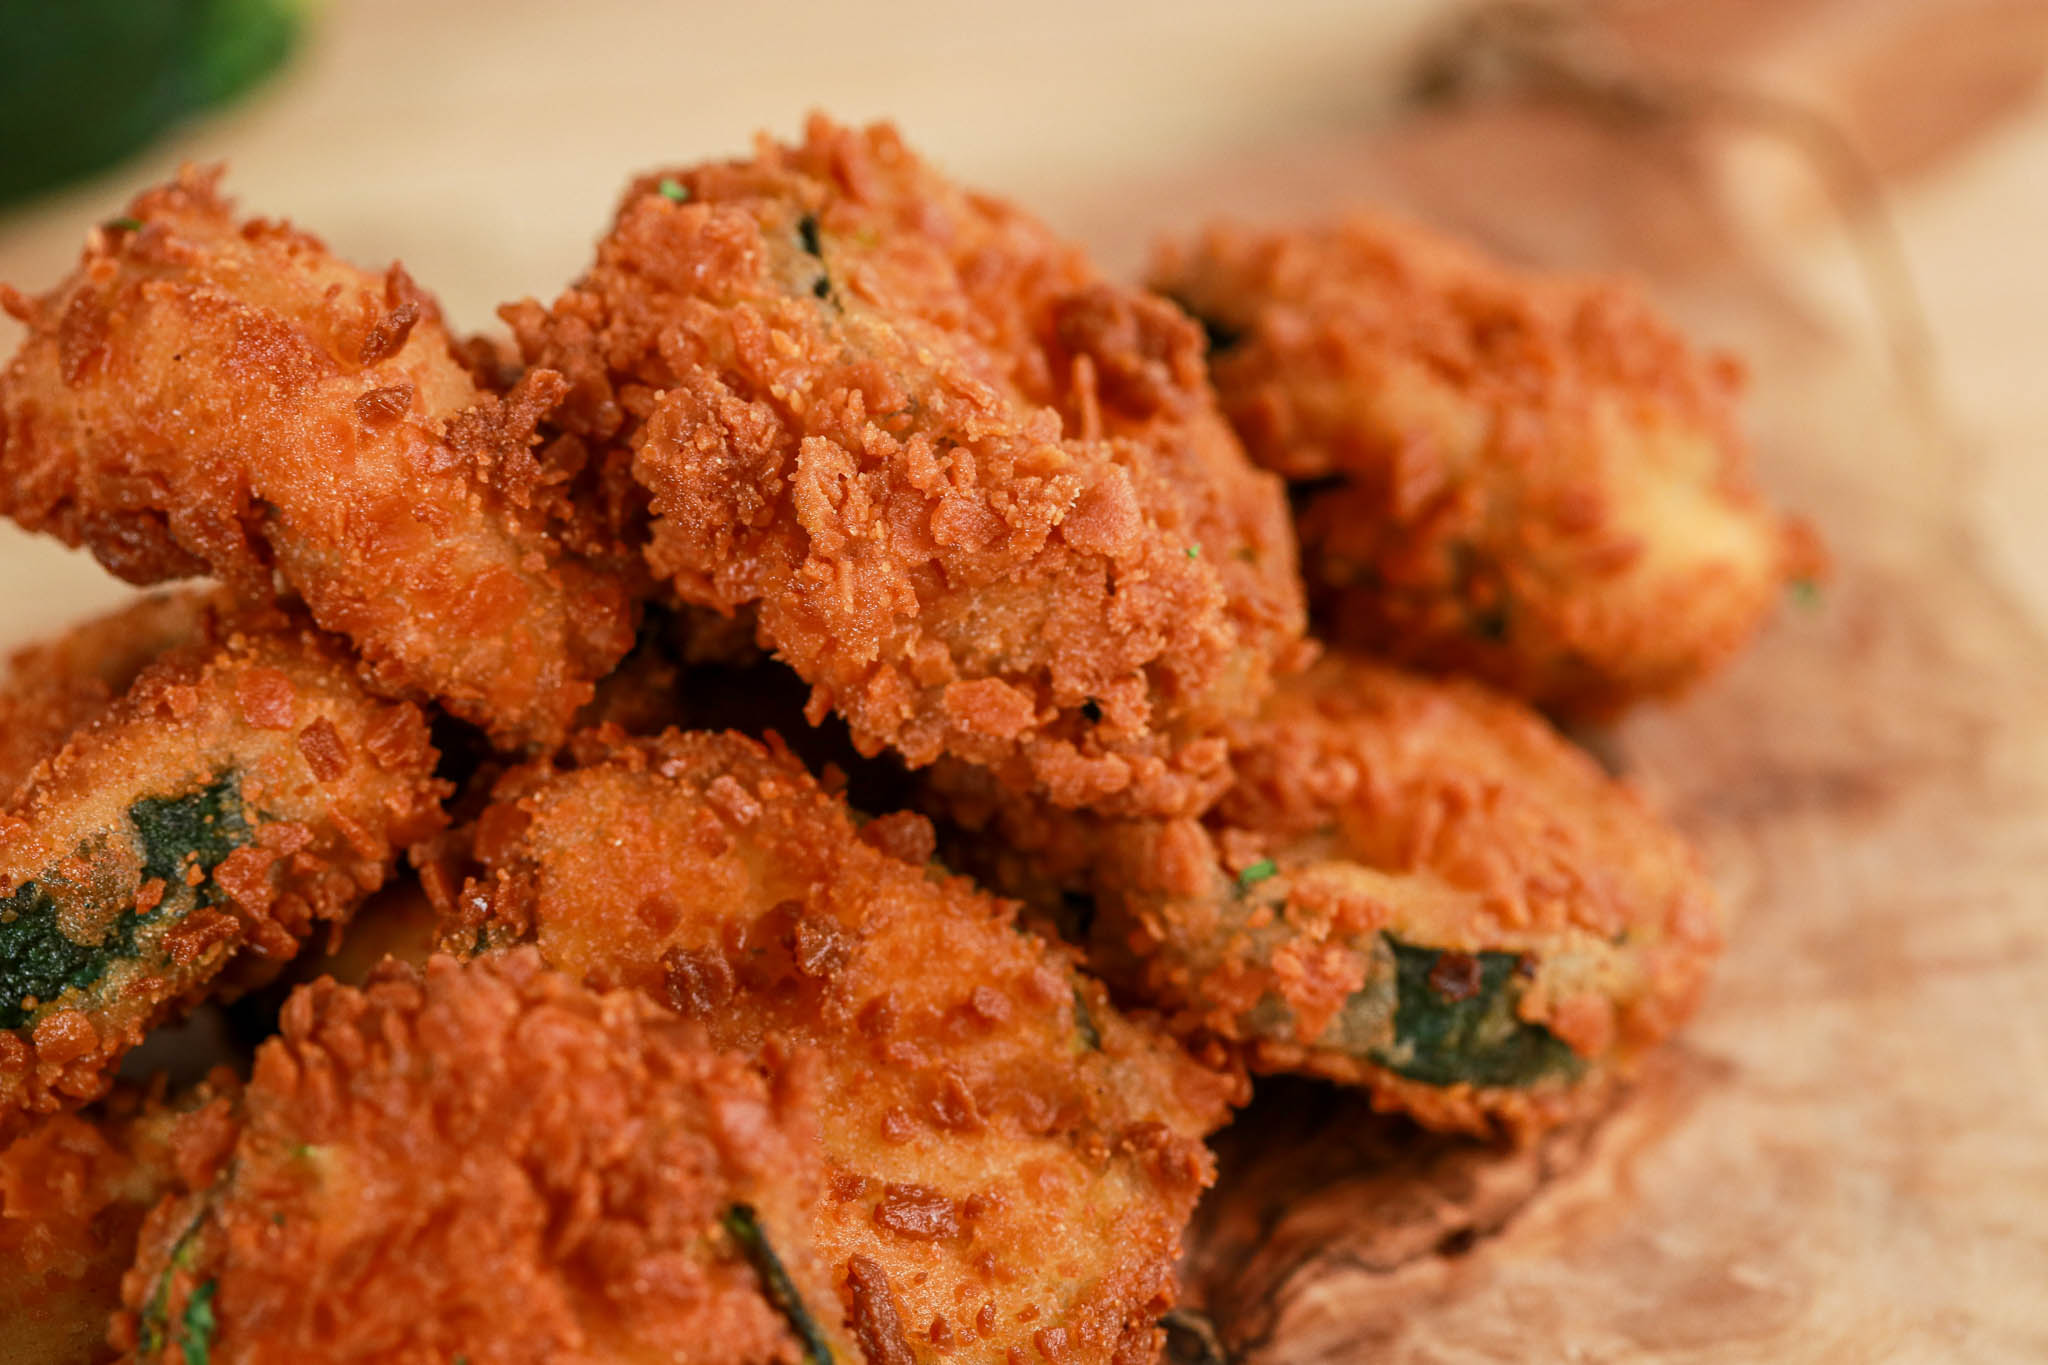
xmin=508 ymin=116 xmax=1306 ymax=816
xmin=0 ymin=1076 xmax=236 ymax=1365
xmin=451 ymin=729 xmax=1239 ymax=1365
xmin=0 ymin=597 xmax=445 ymax=1125
xmin=0 ymin=168 xmax=635 ymax=749
xmin=933 ymin=652 xmax=1722 ymax=1136
xmin=0 ymin=592 xmax=209 ymax=802
xmin=1151 ymin=214 xmax=1819 ymax=719
xmin=115 ymin=953 xmax=847 ymax=1365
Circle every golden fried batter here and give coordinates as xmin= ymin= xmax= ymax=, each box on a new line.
xmin=0 ymin=594 xmax=446 ymax=1129
xmin=1152 ymin=214 xmax=1818 ymax=718
xmin=452 ymin=729 xmax=1239 ymax=1364
xmin=114 ymin=953 xmax=842 ymax=1365
xmin=0 ymin=168 xmax=635 ymax=749
xmin=0 ymin=1078 xmax=235 ymax=1365
xmin=932 ymin=652 xmax=1722 ymax=1136
xmin=0 ymin=593 xmax=208 ymax=803
xmin=507 ymin=117 xmax=1305 ymax=815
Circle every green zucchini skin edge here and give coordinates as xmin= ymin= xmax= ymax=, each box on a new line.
xmin=0 ymin=773 xmax=247 ymax=1029
xmin=1366 ymin=936 xmax=1582 ymax=1089
xmin=723 ymin=1203 xmax=835 ymax=1365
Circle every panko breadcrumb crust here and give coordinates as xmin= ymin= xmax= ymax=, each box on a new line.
xmin=0 ymin=115 xmax=1800 ymax=1365
xmin=116 ymin=952 xmax=842 ymax=1365
xmin=507 ymin=116 xmax=1307 ymax=816
xmin=453 ymin=727 xmax=1240 ymax=1365
xmin=0 ymin=168 xmax=636 ymax=749
xmin=0 ymin=593 xmax=446 ymax=1131
xmin=0 ymin=1078 xmax=235 ymax=1365
xmin=1152 ymin=214 xmax=1820 ymax=719
xmin=930 ymin=652 xmax=1722 ymax=1136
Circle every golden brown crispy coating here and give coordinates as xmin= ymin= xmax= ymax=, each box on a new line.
xmin=453 ymin=728 xmax=1239 ymax=1365
xmin=506 ymin=117 xmax=1305 ymax=815
xmin=1151 ymin=214 xmax=1819 ymax=719
xmin=931 ymin=652 xmax=1722 ymax=1137
xmin=0 ymin=167 xmax=635 ymax=749
xmin=0 ymin=593 xmax=209 ymax=803
xmin=0 ymin=1078 xmax=235 ymax=1365
xmin=114 ymin=953 xmax=841 ymax=1365
xmin=0 ymin=594 xmax=446 ymax=1129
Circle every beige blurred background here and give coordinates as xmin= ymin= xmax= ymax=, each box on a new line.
xmin=2 ymin=0 xmax=2046 ymax=652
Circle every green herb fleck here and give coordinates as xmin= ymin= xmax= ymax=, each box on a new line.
xmin=724 ymin=1204 xmax=834 ymax=1364
xmin=1072 ymin=985 xmax=1101 ymax=1052
xmin=1235 ymin=859 xmax=1278 ymax=894
xmin=105 ymin=215 xmax=143 ymax=233
xmin=139 ymin=1209 xmax=208 ymax=1357
xmin=1789 ymin=578 xmax=1822 ymax=609
xmin=795 ymin=213 xmax=832 ymax=299
xmin=1369 ymin=937 xmax=1580 ymax=1088
xmin=1185 ymin=545 xmax=1201 ymax=559
xmin=656 ymin=177 xmax=688 ymax=203
xmin=179 ymin=1279 xmax=217 ymax=1365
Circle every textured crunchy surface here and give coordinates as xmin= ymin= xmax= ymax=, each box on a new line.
xmin=0 ymin=594 xmax=445 ymax=1128
xmin=114 ymin=952 xmax=837 ymax=1365
xmin=1151 ymin=214 xmax=1817 ymax=719
xmin=455 ymin=728 xmax=1238 ymax=1365
xmin=0 ymin=168 xmax=634 ymax=749
xmin=931 ymin=652 xmax=1720 ymax=1135
xmin=0 ymin=5 xmax=2038 ymax=1355
xmin=0 ymin=1079 xmax=234 ymax=1365
xmin=0 ymin=592 xmax=208 ymax=803
xmin=507 ymin=117 xmax=1305 ymax=814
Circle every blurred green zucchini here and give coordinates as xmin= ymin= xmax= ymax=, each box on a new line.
xmin=0 ymin=0 xmax=302 ymax=207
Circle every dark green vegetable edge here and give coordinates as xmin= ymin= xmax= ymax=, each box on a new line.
xmin=178 ymin=1278 xmax=219 ymax=1365
xmin=724 ymin=1203 xmax=835 ymax=1365
xmin=1071 ymin=985 xmax=1102 ymax=1052
xmin=1367 ymin=936 xmax=1581 ymax=1088
xmin=796 ymin=213 xmax=831 ymax=300
xmin=138 ymin=1205 xmax=210 ymax=1359
xmin=0 ymin=773 xmax=248 ymax=1029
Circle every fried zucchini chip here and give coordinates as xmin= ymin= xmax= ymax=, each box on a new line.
xmin=932 ymin=653 xmax=1722 ymax=1136
xmin=1152 ymin=214 xmax=1819 ymax=718
xmin=0 ymin=168 xmax=635 ymax=749
xmin=451 ymin=729 xmax=1238 ymax=1365
xmin=0 ymin=593 xmax=209 ymax=802
xmin=0 ymin=1077 xmax=235 ymax=1365
xmin=0 ymin=595 xmax=446 ymax=1127
xmin=114 ymin=952 xmax=844 ymax=1365
xmin=507 ymin=116 xmax=1305 ymax=816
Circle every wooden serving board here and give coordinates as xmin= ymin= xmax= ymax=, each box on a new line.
xmin=1053 ymin=62 xmax=2048 ymax=1365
